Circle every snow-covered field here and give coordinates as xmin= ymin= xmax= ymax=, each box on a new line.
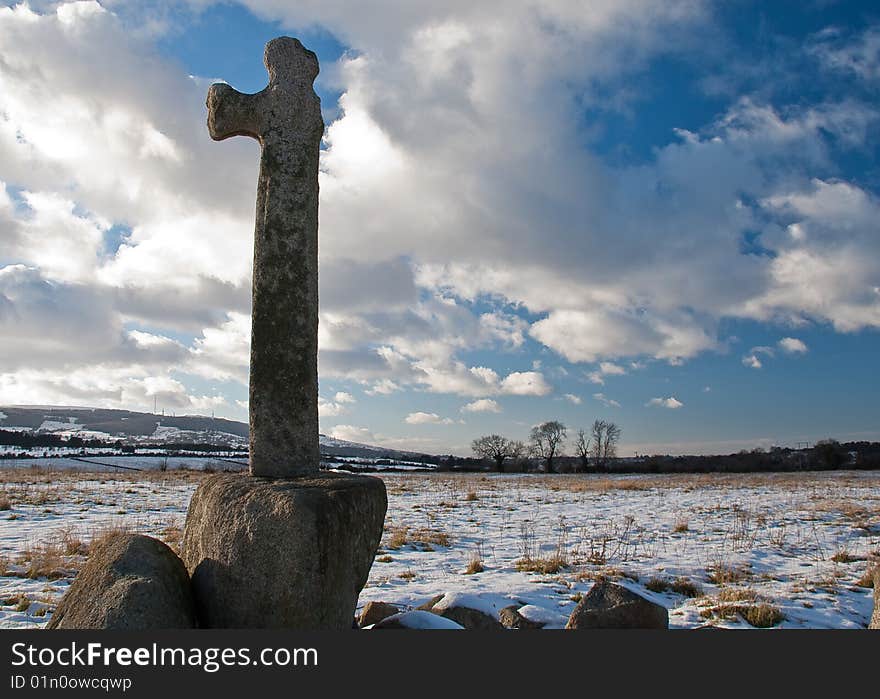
xmin=0 ymin=469 xmax=877 ymax=629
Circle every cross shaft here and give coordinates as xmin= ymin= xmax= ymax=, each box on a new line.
xmin=206 ymin=37 xmax=324 ymax=477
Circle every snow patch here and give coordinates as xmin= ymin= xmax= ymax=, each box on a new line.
xmin=517 ymin=604 xmax=569 ymax=627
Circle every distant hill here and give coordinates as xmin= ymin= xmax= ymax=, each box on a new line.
xmin=0 ymin=405 xmax=437 ymax=464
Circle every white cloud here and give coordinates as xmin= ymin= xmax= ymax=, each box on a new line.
xmin=593 ymin=392 xmax=620 ymax=408
xmin=587 ymin=361 xmax=628 ymax=384
xmin=365 ymin=379 xmax=401 ymax=396
xmin=563 ymin=393 xmax=582 ymax=405
xmin=742 ymin=354 xmax=763 ymax=369
xmin=778 ymin=337 xmax=808 ymax=354
xmin=1 ymin=1 xmax=877 ymax=431
xmin=334 ymin=391 xmax=356 ymax=404
xmin=646 ymin=396 xmax=683 ymax=409
xmin=404 ymin=411 xmax=454 ymax=425
xmin=461 ymin=398 xmax=501 ymax=413
xmin=329 ymin=424 xmax=375 ymax=444
xmin=498 ymin=371 xmax=552 ymax=396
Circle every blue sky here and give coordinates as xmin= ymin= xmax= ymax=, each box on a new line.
xmin=0 ymin=1 xmax=878 ymax=455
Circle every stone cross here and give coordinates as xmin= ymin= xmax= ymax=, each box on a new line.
xmin=206 ymin=37 xmax=324 ymax=477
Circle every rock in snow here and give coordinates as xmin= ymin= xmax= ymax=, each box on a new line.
xmin=372 ymin=611 xmax=464 ymax=630
xmin=47 ymin=533 xmax=196 ymax=630
xmin=430 ymin=592 xmax=505 ymax=630
xmin=566 ymin=580 xmax=669 ymax=629
xmin=358 ymin=601 xmax=401 ymax=628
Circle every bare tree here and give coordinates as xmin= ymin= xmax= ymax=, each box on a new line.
xmin=529 ymin=421 xmax=567 ymax=473
xmin=508 ymin=440 xmax=528 ymax=472
xmin=574 ymin=429 xmax=591 ymax=472
xmin=590 ymin=419 xmax=621 ymax=471
xmin=472 ymin=434 xmax=516 ymax=472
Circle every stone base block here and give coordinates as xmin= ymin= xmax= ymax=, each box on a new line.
xmin=181 ymin=472 xmax=386 ymax=629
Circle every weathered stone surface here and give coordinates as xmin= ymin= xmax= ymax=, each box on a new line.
xmin=416 ymin=594 xmax=445 ymax=611
xmin=870 ymin=567 xmax=879 ymax=630
xmin=181 ymin=472 xmax=386 ymax=629
xmin=499 ymin=605 xmax=544 ymax=630
xmin=358 ymin=601 xmax=400 ymax=628
xmin=206 ymin=37 xmax=324 ymax=478
xmin=47 ymin=533 xmax=196 ymax=630
xmin=372 ymin=611 xmax=464 ymax=630
xmin=431 ymin=593 xmax=504 ymax=630
xmin=566 ymin=580 xmax=669 ymax=629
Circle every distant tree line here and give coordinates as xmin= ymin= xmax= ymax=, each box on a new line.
xmin=449 ymin=432 xmax=880 ymax=474
xmin=467 ymin=419 xmax=623 ymax=473
xmin=0 ymin=429 xmax=112 ymax=450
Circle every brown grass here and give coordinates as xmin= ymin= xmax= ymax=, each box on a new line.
xmin=465 ymin=558 xmax=485 ymax=575
xmin=707 ymin=563 xmax=751 ymax=585
xmin=856 ymin=564 xmax=877 ymax=588
xmin=18 ymin=544 xmax=67 ymax=580
xmin=830 ymin=547 xmax=859 ymax=564
xmin=700 ymin=601 xmax=784 ymax=627
xmin=743 ymin=604 xmax=784 ymax=628
xmin=645 ymin=575 xmax=703 ymax=598
xmin=671 ymin=577 xmax=703 ymax=598
xmin=385 ymin=525 xmax=451 ymax=550
xmin=717 ymin=586 xmax=759 ymax=603
xmin=646 ymin=576 xmax=669 ymax=593
xmin=516 ymin=555 xmax=567 ymax=574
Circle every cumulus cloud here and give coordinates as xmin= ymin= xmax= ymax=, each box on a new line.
xmin=461 ymin=398 xmax=500 ymax=413
xmin=587 ymin=361 xmax=628 ymax=384
xmin=364 ymin=379 xmax=401 ymax=396
xmin=498 ymin=371 xmax=552 ymax=396
xmin=2 ymin=1 xmax=878 ymax=433
xmin=646 ymin=396 xmax=683 ymax=409
xmin=563 ymin=393 xmax=582 ymax=405
xmin=778 ymin=337 xmax=808 ymax=354
xmin=404 ymin=411 xmax=454 ymax=425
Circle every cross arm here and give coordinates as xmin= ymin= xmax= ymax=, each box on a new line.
xmin=206 ymin=83 xmax=264 ymax=142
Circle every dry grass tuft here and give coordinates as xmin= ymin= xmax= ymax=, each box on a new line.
xmin=856 ymin=563 xmax=877 ymax=588
xmin=717 ymin=586 xmax=758 ymax=603
xmin=465 ymin=557 xmax=485 ymax=575
xmin=830 ymin=547 xmax=859 ymax=564
xmin=18 ymin=544 xmax=67 ymax=580
xmin=673 ymin=519 xmax=689 ymax=533
xmin=645 ymin=575 xmax=703 ymax=598
xmin=670 ymin=577 xmax=703 ymax=598
xmin=0 ymin=493 xmax=11 ymax=511
xmin=743 ymin=603 xmax=784 ymax=628
xmin=385 ymin=525 xmax=451 ymax=550
xmin=59 ymin=527 xmax=87 ymax=556
xmin=707 ymin=563 xmax=751 ymax=585
xmin=700 ymin=601 xmax=784 ymax=627
xmin=645 ymin=576 xmax=669 ymax=593
xmin=516 ymin=555 xmax=567 ymax=574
